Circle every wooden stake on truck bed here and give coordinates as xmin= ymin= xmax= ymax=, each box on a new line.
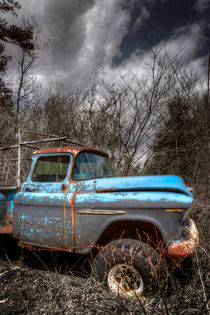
xmin=17 ymin=129 xmax=21 ymax=188
xmin=0 ymin=129 xmax=89 ymax=187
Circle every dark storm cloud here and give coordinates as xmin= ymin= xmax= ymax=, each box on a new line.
xmin=16 ymin=0 xmax=132 ymax=86
xmin=34 ymin=0 xmax=132 ymax=86
xmin=14 ymin=0 xmax=209 ymax=87
xmin=42 ymin=0 xmax=95 ymax=71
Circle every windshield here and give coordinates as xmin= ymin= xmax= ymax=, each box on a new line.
xmin=72 ymin=152 xmax=115 ymax=180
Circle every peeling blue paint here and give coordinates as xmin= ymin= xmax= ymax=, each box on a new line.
xmin=73 ymin=191 xmax=192 ymax=207
xmin=77 ymin=175 xmax=192 ymax=197
xmin=0 ymin=150 xmax=197 ymax=258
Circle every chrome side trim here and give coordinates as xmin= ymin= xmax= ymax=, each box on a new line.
xmin=77 ymin=209 xmax=127 ymax=215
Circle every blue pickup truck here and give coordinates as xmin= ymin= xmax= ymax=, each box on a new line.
xmin=0 ymin=146 xmax=199 ymax=297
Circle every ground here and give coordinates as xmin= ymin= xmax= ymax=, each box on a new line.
xmin=0 ymin=200 xmax=209 ymax=314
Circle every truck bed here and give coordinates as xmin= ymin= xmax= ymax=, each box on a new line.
xmin=0 ymin=187 xmax=18 ymax=234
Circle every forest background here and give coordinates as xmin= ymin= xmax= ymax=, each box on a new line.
xmin=0 ymin=1 xmax=209 ymax=313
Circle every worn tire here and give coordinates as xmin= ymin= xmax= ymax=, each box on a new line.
xmin=93 ymin=239 xmax=168 ymax=297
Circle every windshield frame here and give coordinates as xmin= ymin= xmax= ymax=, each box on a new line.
xmin=71 ymin=151 xmax=115 ymax=181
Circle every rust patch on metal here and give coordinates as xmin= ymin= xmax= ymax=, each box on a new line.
xmin=96 ymin=187 xmax=115 ymax=193
xmin=167 ymin=241 xmax=194 ymax=258
xmin=0 ymin=224 xmax=13 ymax=234
xmin=69 ymin=184 xmax=78 ymax=252
xmin=33 ymin=146 xmax=108 ymax=157
xmin=63 ymin=186 xmax=67 ymax=248
xmin=18 ymin=239 xmax=63 ymax=252
xmin=167 ymin=219 xmax=199 ymax=258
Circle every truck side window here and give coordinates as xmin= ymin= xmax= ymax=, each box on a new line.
xmin=72 ymin=152 xmax=115 ymax=180
xmin=31 ymin=156 xmax=70 ymax=182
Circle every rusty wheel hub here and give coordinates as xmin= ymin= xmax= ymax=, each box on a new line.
xmin=107 ymin=264 xmax=144 ymax=297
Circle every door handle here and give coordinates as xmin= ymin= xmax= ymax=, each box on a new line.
xmin=25 ymin=186 xmax=35 ymax=192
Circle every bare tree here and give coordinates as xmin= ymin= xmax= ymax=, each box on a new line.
xmin=194 ymin=10 xmax=210 ymax=158
xmin=14 ymin=18 xmax=46 ymax=126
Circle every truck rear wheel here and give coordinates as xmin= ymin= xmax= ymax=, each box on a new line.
xmin=93 ymin=239 xmax=167 ymax=297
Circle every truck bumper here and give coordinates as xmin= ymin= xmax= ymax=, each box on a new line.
xmin=167 ymin=219 xmax=199 ymax=258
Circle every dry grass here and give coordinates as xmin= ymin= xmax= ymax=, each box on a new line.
xmin=0 ymin=198 xmax=209 ymax=314
xmin=0 ymin=256 xmax=209 ymax=314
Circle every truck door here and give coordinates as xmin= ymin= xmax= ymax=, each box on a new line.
xmin=14 ymin=153 xmax=72 ymax=250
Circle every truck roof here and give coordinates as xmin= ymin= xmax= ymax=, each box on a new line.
xmin=33 ymin=146 xmax=109 ymax=157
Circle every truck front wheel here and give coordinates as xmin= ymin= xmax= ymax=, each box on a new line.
xmin=93 ymin=239 xmax=167 ymax=297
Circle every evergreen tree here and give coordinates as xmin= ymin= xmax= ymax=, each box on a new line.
xmin=0 ymin=0 xmax=34 ymax=144
xmin=146 ymin=97 xmax=196 ymax=177
xmin=146 ymin=94 xmax=209 ymax=185
xmin=0 ymin=0 xmax=34 ymax=110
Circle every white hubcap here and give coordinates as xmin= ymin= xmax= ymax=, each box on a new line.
xmin=107 ymin=264 xmax=144 ymax=297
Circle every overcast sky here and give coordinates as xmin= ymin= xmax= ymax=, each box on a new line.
xmin=11 ymin=0 xmax=210 ymax=88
